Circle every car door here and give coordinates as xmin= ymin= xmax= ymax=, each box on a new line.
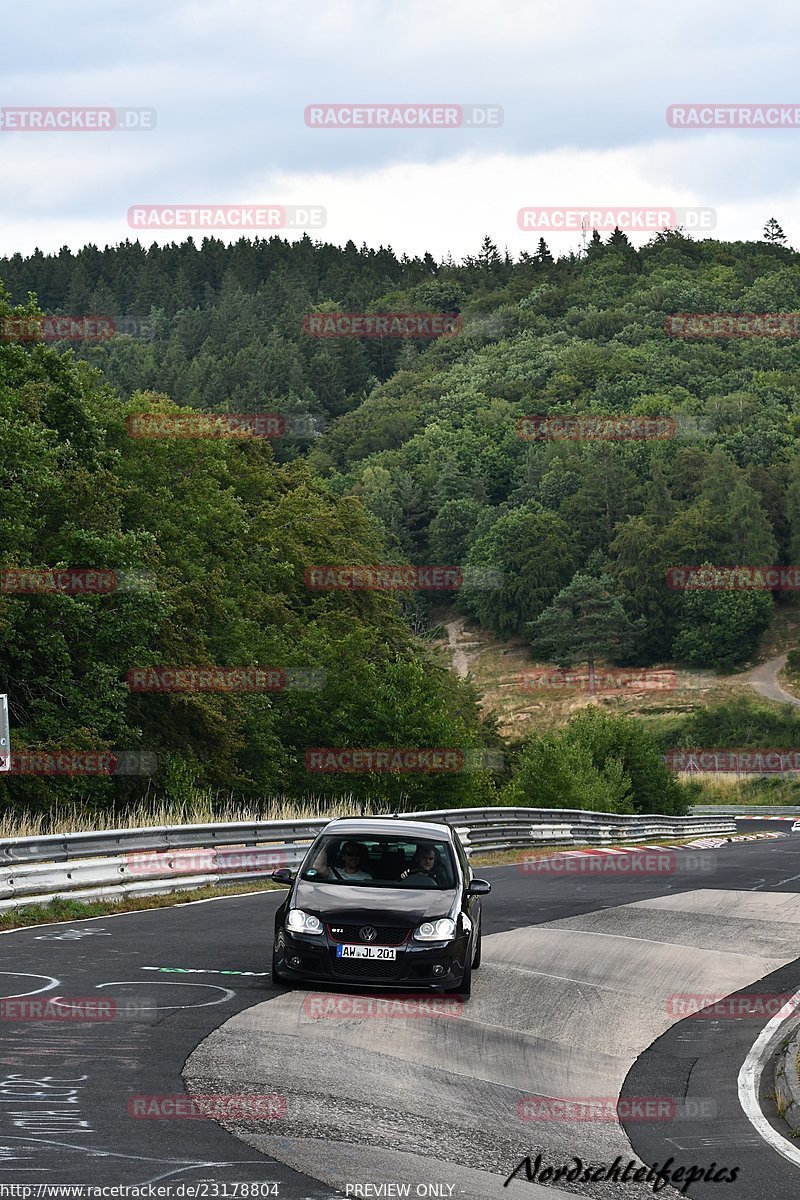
xmin=453 ymin=831 xmax=480 ymax=943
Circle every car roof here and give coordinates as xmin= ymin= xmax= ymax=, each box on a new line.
xmin=320 ymin=817 xmax=455 ymax=841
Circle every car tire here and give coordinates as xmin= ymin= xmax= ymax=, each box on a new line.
xmin=472 ymin=926 xmax=482 ymax=969
xmin=447 ymin=953 xmax=472 ymax=998
xmin=271 ymin=948 xmax=294 ymax=989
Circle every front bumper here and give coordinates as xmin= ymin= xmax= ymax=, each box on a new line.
xmin=274 ymin=928 xmax=466 ymax=989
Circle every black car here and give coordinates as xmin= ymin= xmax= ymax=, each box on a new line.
xmin=270 ymin=817 xmax=490 ymax=996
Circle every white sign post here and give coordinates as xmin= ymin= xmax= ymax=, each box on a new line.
xmin=0 ymin=694 xmax=9 ymax=772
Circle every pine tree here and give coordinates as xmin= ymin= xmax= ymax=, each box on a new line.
xmin=586 ymin=229 xmax=604 ymax=259
xmin=477 ymin=235 xmax=501 ymax=271
xmin=763 ymin=217 xmax=787 ymax=245
xmin=529 ymin=573 xmax=644 ymax=694
xmin=644 ymin=459 xmax=677 ymax=525
xmin=534 ymin=238 xmax=554 ymax=265
xmin=607 ymin=227 xmax=632 ymax=249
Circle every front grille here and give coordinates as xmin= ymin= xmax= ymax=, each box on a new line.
xmin=327 ymin=924 xmax=410 ymax=946
xmin=332 ymin=956 xmax=401 ymax=980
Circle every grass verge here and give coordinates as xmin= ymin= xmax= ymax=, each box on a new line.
xmin=0 ymin=879 xmax=282 ymax=932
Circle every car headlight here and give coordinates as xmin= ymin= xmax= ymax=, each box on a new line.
xmin=286 ymin=909 xmax=323 ymax=935
xmin=413 ymin=918 xmax=456 ymax=942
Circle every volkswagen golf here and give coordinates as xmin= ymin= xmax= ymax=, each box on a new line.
xmin=270 ymin=817 xmax=490 ymax=996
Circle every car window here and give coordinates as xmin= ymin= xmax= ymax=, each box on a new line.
xmin=300 ymin=834 xmax=456 ymax=888
xmin=453 ymin=830 xmax=471 ymax=880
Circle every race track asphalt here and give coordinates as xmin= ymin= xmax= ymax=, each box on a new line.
xmin=2 ymin=835 xmax=800 ymax=1198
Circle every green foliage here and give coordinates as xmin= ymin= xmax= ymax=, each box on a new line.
xmin=0 ymin=288 xmax=496 ymax=811
xmin=460 ymin=508 xmax=577 ymax=637
xmin=566 ymin=708 xmax=689 ymax=814
xmin=668 ymin=697 xmax=800 ymax=749
xmin=428 ymin=499 xmax=490 ymax=565
xmin=671 ymin=570 xmax=774 ymax=668
xmin=501 ymin=731 xmax=634 ymax=812
xmin=6 ymin=227 xmax=800 ymax=816
xmin=503 ymin=708 xmax=690 ymax=814
xmin=529 ymin=572 xmax=645 ymax=670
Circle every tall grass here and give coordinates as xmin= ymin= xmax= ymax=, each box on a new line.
xmin=0 ymin=791 xmax=397 ymax=840
xmin=683 ymin=774 xmax=800 ymax=805
xmin=6 ymin=773 xmax=798 ymax=841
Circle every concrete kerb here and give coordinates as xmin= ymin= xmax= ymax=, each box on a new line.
xmin=774 ymin=1024 xmax=800 ymax=1136
xmin=738 ymin=988 xmax=800 ymax=1167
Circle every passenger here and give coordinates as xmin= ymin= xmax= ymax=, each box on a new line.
xmin=313 ymin=840 xmax=372 ymax=881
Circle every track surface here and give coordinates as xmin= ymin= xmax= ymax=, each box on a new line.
xmin=743 ymin=654 xmax=799 ymax=706
xmin=2 ymin=837 xmax=800 ymax=1197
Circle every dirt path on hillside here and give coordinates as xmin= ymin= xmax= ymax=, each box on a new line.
xmin=743 ymin=653 xmax=800 ymax=706
xmin=444 ymin=616 xmax=483 ymax=679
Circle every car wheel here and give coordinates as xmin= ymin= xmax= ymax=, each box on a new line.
xmin=447 ymin=953 xmax=472 ymax=998
xmin=472 ymin=926 xmax=482 ymax=969
xmin=271 ymin=948 xmax=294 ymax=989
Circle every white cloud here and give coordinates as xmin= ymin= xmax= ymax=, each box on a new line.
xmin=2 ymin=145 xmax=796 ymax=260
xmin=2 ymin=0 xmax=800 ymax=259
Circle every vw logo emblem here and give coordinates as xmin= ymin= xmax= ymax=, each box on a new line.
xmin=359 ymin=925 xmax=377 ymax=942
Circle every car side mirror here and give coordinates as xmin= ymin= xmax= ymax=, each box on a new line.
xmin=271 ymin=867 xmax=294 ymax=885
xmin=467 ymin=878 xmax=491 ymax=896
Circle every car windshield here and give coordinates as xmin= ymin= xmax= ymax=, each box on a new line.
xmin=300 ymin=834 xmax=456 ymax=888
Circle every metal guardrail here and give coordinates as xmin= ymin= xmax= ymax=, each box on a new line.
xmin=0 ymin=807 xmax=737 ymax=912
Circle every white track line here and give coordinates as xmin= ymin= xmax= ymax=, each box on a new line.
xmin=737 ymin=987 xmax=800 ymax=1167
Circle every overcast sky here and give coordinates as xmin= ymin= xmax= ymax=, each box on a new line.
xmin=2 ymin=0 xmax=799 ymax=261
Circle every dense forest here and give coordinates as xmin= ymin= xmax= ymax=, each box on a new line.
xmin=3 ymin=226 xmax=800 ymax=817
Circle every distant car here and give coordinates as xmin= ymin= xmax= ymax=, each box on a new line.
xmin=791 ymin=821 xmax=800 ymax=834
xmin=270 ymin=817 xmax=490 ymax=996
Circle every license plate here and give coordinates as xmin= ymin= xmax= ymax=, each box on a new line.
xmin=336 ymin=944 xmax=397 ymax=960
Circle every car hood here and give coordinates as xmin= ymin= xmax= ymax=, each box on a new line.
xmin=293 ymin=879 xmax=456 ymax=924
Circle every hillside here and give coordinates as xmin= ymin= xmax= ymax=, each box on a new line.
xmin=5 ymin=229 xmax=800 ymax=816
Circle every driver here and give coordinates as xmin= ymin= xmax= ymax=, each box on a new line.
xmin=399 ymin=845 xmax=443 ymax=885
